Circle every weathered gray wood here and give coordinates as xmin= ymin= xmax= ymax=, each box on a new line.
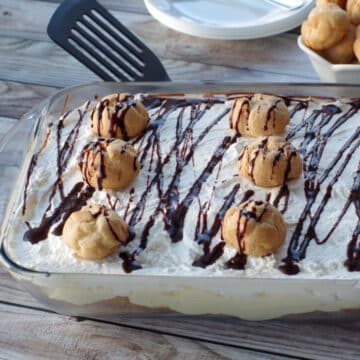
xmin=0 ymin=0 xmax=318 ymax=85
xmin=0 ymin=303 xmax=289 ymax=360
xmin=0 ymin=81 xmax=58 ymax=119
xmin=42 ymin=0 xmax=150 ymax=14
xmin=0 ymin=36 xmax=316 ymax=88
xmin=0 ymin=116 xmax=16 ymax=137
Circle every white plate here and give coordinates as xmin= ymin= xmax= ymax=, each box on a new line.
xmin=144 ymin=0 xmax=315 ymax=39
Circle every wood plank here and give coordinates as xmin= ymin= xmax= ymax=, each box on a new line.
xmin=0 ymin=36 xmax=317 ymax=88
xmin=37 ymin=0 xmax=304 ymax=30
xmin=0 ymin=116 xmax=16 ymax=138
xmin=41 ymin=0 xmax=150 ymax=14
xmin=0 ymin=0 xmax=318 ymax=82
xmin=0 ymin=81 xmax=58 ymax=119
xmin=0 ymin=303 xmax=289 ymax=360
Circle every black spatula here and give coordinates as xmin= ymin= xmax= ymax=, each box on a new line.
xmin=47 ymin=0 xmax=170 ymax=82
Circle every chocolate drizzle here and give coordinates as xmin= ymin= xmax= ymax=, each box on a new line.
xmin=229 ymin=98 xmax=250 ymax=131
xmin=126 ymin=101 xmax=230 ymax=245
xmin=106 ymin=193 xmax=119 ymax=211
xmin=225 ymin=252 xmax=247 ymax=270
xmin=23 ymin=104 xmax=89 ymax=217
xmin=88 ymin=205 xmax=122 ymax=242
xmin=166 ymin=135 xmax=237 ymax=243
xmin=279 ymin=101 xmax=360 ymax=275
xmin=22 ymin=153 xmax=40 ymax=215
xmin=78 ymin=138 xmax=115 ymax=190
xmin=264 ymin=99 xmax=281 ymax=131
xmin=22 ymin=126 xmax=52 ymax=215
xmin=23 ymin=182 xmax=94 ymax=244
xmin=119 ymin=251 xmax=142 ymax=273
xmin=344 ymin=164 xmax=360 ymax=271
xmin=192 ymin=184 xmax=241 ymax=268
xmin=249 ymin=137 xmax=268 ymax=184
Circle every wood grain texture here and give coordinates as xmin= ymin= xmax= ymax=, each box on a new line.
xmin=0 ymin=0 xmax=318 ymax=86
xmin=0 ymin=36 xmax=315 ymax=88
xmin=0 ymin=116 xmax=16 ymax=137
xmin=0 ymin=80 xmax=58 ymax=118
xmin=0 ymin=303 xmax=289 ymax=360
xmin=44 ymin=0 xmax=150 ymax=14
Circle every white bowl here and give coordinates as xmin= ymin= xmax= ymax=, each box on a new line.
xmin=298 ymin=36 xmax=360 ymax=83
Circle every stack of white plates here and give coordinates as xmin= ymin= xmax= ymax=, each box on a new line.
xmin=144 ymin=0 xmax=315 ymax=40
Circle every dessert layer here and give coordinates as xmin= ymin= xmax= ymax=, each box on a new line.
xmin=8 ymin=94 xmax=360 ymax=277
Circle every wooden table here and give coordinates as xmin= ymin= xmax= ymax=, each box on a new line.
xmin=0 ymin=1 xmax=359 ymax=359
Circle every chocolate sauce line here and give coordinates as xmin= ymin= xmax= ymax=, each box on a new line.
xmin=119 ymin=251 xmax=142 ymax=273
xmin=193 ymin=159 xmax=224 ymax=250
xmin=249 ymin=137 xmax=268 ymax=184
xmin=289 ymin=100 xmax=309 ymax=117
xmin=223 ymin=191 xmax=257 ymax=270
xmin=298 ymin=105 xmax=341 ymax=153
xmin=106 ymin=193 xmax=119 ymax=211
xmin=192 ymin=184 xmax=242 ymax=268
xmin=293 ymin=141 xmax=358 ymax=257
xmin=23 ymin=106 xmax=88 ymax=217
xmin=121 ymin=101 xmax=195 ymax=245
xmin=59 ymin=108 xmax=88 ymax=172
xmin=94 ymin=95 xmax=137 ymax=140
xmin=273 ymin=185 xmax=290 ymax=214
xmin=264 ymin=99 xmax=281 ymax=131
xmin=56 ymin=118 xmax=65 ymax=199
xmin=225 ymin=252 xmax=247 ymax=270
xmin=193 ymin=242 xmax=225 ymax=269
xmin=46 ymin=107 xmax=88 ymax=214
xmin=286 ymin=102 xmax=312 ymax=141
xmin=345 ymin=163 xmax=360 ymax=271
xmin=165 ymin=136 xmax=237 ymax=244
xmin=236 ymin=201 xmax=259 ymax=252
xmin=105 ymin=215 xmax=121 ymax=243
xmin=319 ymin=128 xmax=360 ymax=184
xmin=161 ymin=104 xmax=216 ymax=240
xmin=126 ymin=101 xmax=183 ymax=241
xmin=78 ymin=138 xmax=115 ymax=190
xmin=123 ymin=188 xmax=135 ymax=221
xmin=23 ymin=182 xmax=94 ymax=244
xmin=22 ymin=126 xmax=53 ymax=215
xmin=230 ymin=99 xmax=249 ymax=132
xmin=22 ymin=153 xmax=40 ymax=216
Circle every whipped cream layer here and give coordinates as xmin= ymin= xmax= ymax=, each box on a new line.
xmin=8 ymin=94 xmax=360 ymax=278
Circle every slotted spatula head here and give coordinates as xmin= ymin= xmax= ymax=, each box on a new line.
xmin=47 ymin=0 xmax=170 ymax=82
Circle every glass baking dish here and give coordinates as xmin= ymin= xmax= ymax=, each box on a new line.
xmin=1 ymin=81 xmax=360 ymax=323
